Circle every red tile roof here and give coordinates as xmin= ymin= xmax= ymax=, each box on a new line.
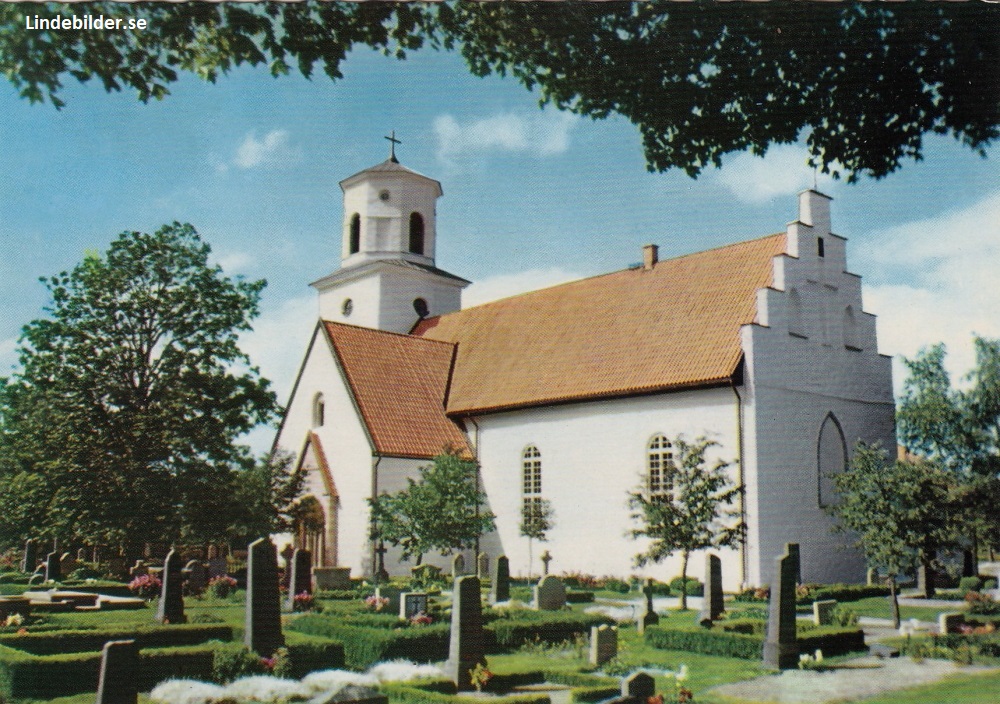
xmin=323 ymin=322 xmax=471 ymax=459
xmin=413 ymin=233 xmax=786 ymax=415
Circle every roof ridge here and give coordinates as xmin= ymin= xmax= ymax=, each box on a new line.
xmin=323 ymin=319 xmax=457 ymax=347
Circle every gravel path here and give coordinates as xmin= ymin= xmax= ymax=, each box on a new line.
xmin=709 ymin=657 xmax=998 ymax=703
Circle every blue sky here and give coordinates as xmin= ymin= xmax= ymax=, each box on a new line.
xmin=1 ymin=43 xmax=997 ymax=452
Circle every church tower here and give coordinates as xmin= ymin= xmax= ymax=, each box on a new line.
xmin=311 ymin=141 xmax=469 ymax=334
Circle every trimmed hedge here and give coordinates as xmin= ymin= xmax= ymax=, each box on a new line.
xmin=0 ymin=623 xmax=232 ymax=655
xmin=382 ymin=681 xmax=549 ymax=704
xmin=645 ymin=624 xmax=866 ymax=660
xmin=565 ymin=591 xmax=595 ymax=604
xmin=288 ymin=615 xmax=450 ymax=670
xmin=796 ymin=584 xmax=891 ymax=605
xmin=487 ymin=612 xmax=610 ymax=649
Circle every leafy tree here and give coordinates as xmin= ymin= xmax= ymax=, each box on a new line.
xmin=368 ymin=449 xmax=496 ymax=566
xmin=228 ymin=451 xmax=306 ymax=547
xmin=829 ymin=443 xmax=958 ymax=627
xmin=2 ymin=3 xmax=997 ymax=181
xmin=519 ymin=497 xmax=554 ymax=580
xmin=0 ymin=223 xmax=278 ymax=555
xmin=628 ymin=436 xmax=743 ymax=611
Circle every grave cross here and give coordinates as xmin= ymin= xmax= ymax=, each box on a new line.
xmin=540 ymin=550 xmax=552 ymax=576
xmin=374 ymin=541 xmax=389 ymax=584
xmin=384 ymin=131 xmax=402 ymax=163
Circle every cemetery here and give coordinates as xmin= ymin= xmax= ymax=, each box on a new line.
xmin=0 ymin=538 xmax=996 ymax=704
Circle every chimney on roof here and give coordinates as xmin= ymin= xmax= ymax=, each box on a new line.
xmin=642 ymin=244 xmax=659 ymax=270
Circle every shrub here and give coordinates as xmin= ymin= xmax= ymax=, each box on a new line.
xmin=733 ymin=586 xmax=769 ymax=602
xmin=959 ymin=576 xmax=983 ymax=594
xmin=986 ymin=579 xmax=998 ymax=591
xmin=669 ymin=576 xmax=703 ymax=597
xmin=292 ymin=591 xmax=316 ymax=612
xmin=211 ymin=643 xmax=267 ymax=683
xmin=966 ymin=591 xmax=1000 ymax=616
xmin=208 ymin=575 xmax=238 ymax=599
xmin=128 ymin=574 xmax=162 ymax=599
xmin=601 ymin=578 xmax=631 ymax=594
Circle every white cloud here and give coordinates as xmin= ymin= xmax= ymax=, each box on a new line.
xmin=462 ymin=267 xmax=584 ymax=308
xmin=860 ymin=191 xmax=1000 ymax=392
xmin=716 ymin=145 xmax=835 ymax=204
xmin=215 ymin=251 xmax=255 ymax=274
xmin=232 ymin=129 xmax=297 ymax=170
xmin=0 ymin=336 xmax=17 ymax=374
xmin=434 ymin=111 xmax=577 ymax=165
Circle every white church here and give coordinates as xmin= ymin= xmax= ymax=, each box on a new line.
xmin=272 ymin=152 xmax=896 ymax=591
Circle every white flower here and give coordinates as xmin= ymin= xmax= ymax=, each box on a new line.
xmin=676 ymin=665 xmax=689 ymax=683
xmin=814 ymin=649 xmax=823 ymax=663
xmin=149 ymin=679 xmax=225 ymax=704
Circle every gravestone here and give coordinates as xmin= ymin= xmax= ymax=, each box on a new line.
xmin=280 ymin=544 xmax=295 ymax=590
xmin=477 ymin=553 xmax=490 ymax=579
xmin=763 ymin=543 xmax=799 ymax=670
xmin=107 ymin=557 xmax=126 ymax=580
xmin=44 ymin=551 xmax=60 ymax=582
xmin=399 ymin=591 xmax=430 ymax=619
xmin=60 ymin=552 xmax=77 ymax=575
xmin=375 ymin=585 xmax=403 ymax=614
xmin=787 ymin=543 xmax=802 ymax=585
xmin=452 ymin=553 xmax=467 ymax=578
xmin=21 ymin=539 xmax=36 ymax=574
xmin=534 ymin=575 xmax=567 ymax=611
xmin=207 ymin=552 xmax=228 ymax=580
xmin=129 ymin=560 xmax=149 ymax=579
xmin=156 ymin=549 xmax=186 ymax=624
xmin=622 ymin=672 xmax=655 ymax=700
xmin=314 ymin=566 xmax=351 ymax=590
xmin=245 ymin=538 xmax=285 ymax=657
xmin=637 ymin=578 xmax=659 ymax=634
xmin=77 ymin=547 xmax=88 ymax=562
xmin=95 ymin=639 xmax=138 ymax=704
xmin=490 ymin=555 xmax=510 ymax=604
xmin=939 ymin=612 xmax=965 ymax=635
xmin=866 ymin=568 xmax=877 ymax=586
xmin=813 ymin=599 xmax=837 ymax=626
xmin=285 ymin=549 xmax=313 ymax=612
xmin=589 ymin=624 xmax=617 ymax=666
xmin=444 ymin=576 xmax=486 ymax=691
xmin=698 ymin=553 xmax=724 ymax=624
xmin=540 ymin=550 xmax=553 ymax=575
xmin=184 ymin=560 xmax=208 ymax=594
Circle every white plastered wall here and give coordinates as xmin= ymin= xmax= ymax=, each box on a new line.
xmin=469 ymin=388 xmax=745 ymax=592
xmin=273 ymin=326 xmax=378 ymax=578
xmin=341 ymin=173 xmax=439 ymax=265
xmin=741 ymin=191 xmax=896 ymax=587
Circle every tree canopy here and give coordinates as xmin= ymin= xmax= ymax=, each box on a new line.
xmin=628 ymin=436 xmax=742 ymax=610
xmin=368 ymin=450 xmax=496 ymax=566
xmin=2 ymin=2 xmax=996 ymax=181
xmin=0 ymin=223 xmax=279 ymax=552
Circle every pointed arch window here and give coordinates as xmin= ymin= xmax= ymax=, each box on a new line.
xmin=349 ymin=213 xmax=361 ymax=254
xmin=409 ymin=212 xmax=425 ymax=255
xmin=647 ymin=434 xmax=675 ymax=502
xmin=312 ymin=393 xmax=325 ymax=428
xmin=818 ymin=413 xmax=848 ymax=507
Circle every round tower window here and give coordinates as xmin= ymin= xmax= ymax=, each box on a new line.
xmin=342 ymin=298 xmax=353 ymax=317
xmin=379 ymin=190 xmax=390 ymax=202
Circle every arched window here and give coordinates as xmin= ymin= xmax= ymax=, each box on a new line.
xmin=787 ymin=288 xmax=806 ymax=338
xmin=521 ymin=445 xmax=542 ymax=521
xmin=843 ymin=306 xmax=861 ymax=351
xmin=413 ymin=297 xmax=429 ymax=318
xmin=313 ymin=393 xmax=325 ymax=428
xmin=647 ymin=434 xmax=675 ymax=502
xmin=408 ymin=212 xmax=425 ymax=255
xmin=818 ymin=413 xmax=848 ymax=507
xmin=349 ymin=213 xmax=361 ymax=254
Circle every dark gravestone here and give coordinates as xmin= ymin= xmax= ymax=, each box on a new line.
xmin=490 ymin=555 xmax=510 ymax=604
xmin=285 ymin=548 xmax=313 ymax=612
xmin=21 ymin=539 xmax=36 ymax=574
xmin=245 ymin=538 xmax=285 ymax=657
xmin=477 ymin=553 xmax=490 ymax=579
xmin=444 ymin=576 xmax=486 ymax=691
xmin=637 ymin=578 xmax=659 ymax=634
xmin=156 ymin=549 xmax=186 ymax=624
xmin=787 ymin=543 xmax=802 ymax=585
xmin=622 ymin=672 xmax=655 ymax=700
xmin=280 ymin=544 xmax=295 ymax=590
xmin=699 ymin=553 xmax=724 ymax=625
xmin=763 ymin=543 xmax=800 ymax=670
xmin=452 ymin=553 xmax=467 ymax=578
xmin=44 ymin=551 xmax=60 ymax=582
xmin=184 ymin=560 xmax=208 ymax=594
xmin=95 ymin=639 xmax=138 ymax=704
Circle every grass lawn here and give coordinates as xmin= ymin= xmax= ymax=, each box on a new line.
xmin=839 ymin=596 xmax=953 ymax=623
xmin=845 ymin=669 xmax=1000 ymax=704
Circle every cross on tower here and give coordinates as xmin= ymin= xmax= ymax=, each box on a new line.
xmin=384 ymin=131 xmax=402 ymax=163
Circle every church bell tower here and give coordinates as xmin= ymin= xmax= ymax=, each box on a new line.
xmin=311 ymin=137 xmax=469 ymax=334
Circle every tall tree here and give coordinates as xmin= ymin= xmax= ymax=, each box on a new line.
xmin=628 ymin=436 xmax=743 ymax=611
xmin=519 ymin=497 xmax=554 ymax=580
xmin=368 ymin=450 xmax=496 ymax=566
xmin=227 ymin=451 xmax=306 ymax=547
xmin=2 ymin=2 xmax=996 ymax=180
xmin=0 ymin=223 xmax=278 ymax=554
xmin=829 ymin=443 xmax=958 ymax=627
